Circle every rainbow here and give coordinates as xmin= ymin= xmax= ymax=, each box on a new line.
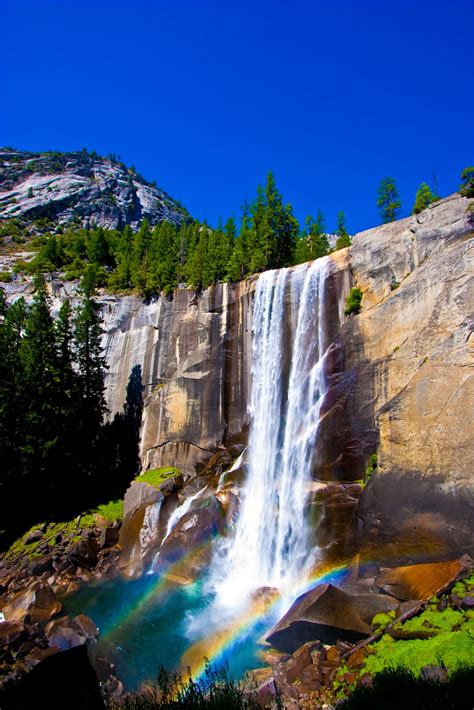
xmin=180 ymin=559 xmax=354 ymax=680
xmin=98 ymin=540 xmax=212 ymax=642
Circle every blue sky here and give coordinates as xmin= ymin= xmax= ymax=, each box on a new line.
xmin=3 ymin=0 xmax=473 ymax=233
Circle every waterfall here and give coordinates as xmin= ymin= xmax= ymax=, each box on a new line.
xmin=163 ymin=486 xmax=208 ymax=541
xmin=212 ymin=258 xmax=330 ymax=607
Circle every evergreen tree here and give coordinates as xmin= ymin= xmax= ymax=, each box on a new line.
xmin=413 ymin=183 xmax=437 ymax=214
xmin=335 ymin=211 xmax=351 ymax=249
xmin=147 ymin=221 xmax=178 ymax=295
xmin=307 ymin=210 xmax=330 ymax=259
xmin=460 ymin=167 xmax=474 ymax=198
xmin=74 ymin=267 xmax=107 ymax=484
xmin=109 ymin=225 xmax=134 ymax=290
xmin=131 ymin=219 xmax=152 ymax=291
xmin=87 ymin=227 xmax=112 ymax=266
xmin=187 ymin=223 xmax=209 ymax=288
xmin=377 ymin=177 xmax=401 ymax=223
xmin=19 ymin=275 xmax=61 ymax=506
xmin=0 ymin=294 xmax=27 ymax=529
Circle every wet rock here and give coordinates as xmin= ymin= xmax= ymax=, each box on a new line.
xmin=159 ymin=496 xmax=225 ymax=565
xmin=3 ymin=582 xmax=62 ymax=624
xmin=25 ymin=529 xmax=43 ymax=545
xmin=28 ymin=554 xmax=53 ymax=576
xmin=375 ymin=557 xmax=470 ymax=601
xmin=68 ymin=538 xmax=98 ymax=570
xmin=71 ymin=614 xmax=99 ymax=642
xmin=119 ymin=480 xmax=164 ymax=575
xmin=267 ymin=583 xmax=397 ymax=652
xmin=254 ymin=676 xmax=278 ymax=706
xmin=250 ymin=586 xmax=281 ymax=612
xmin=449 ymin=593 xmax=463 ymax=609
xmin=44 ymin=616 xmax=71 ymax=635
xmin=47 ymin=626 xmax=85 ymax=651
xmin=98 ymin=524 xmax=120 ymax=550
xmin=0 ymin=621 xmax=28 ymax=648
xmin=158 ymin=472 xmax=184 ymax=494
xmin=462 ymin=595 xmax=474 ymax=609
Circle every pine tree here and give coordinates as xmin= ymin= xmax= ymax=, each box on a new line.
xmin=187 ymin=223 xmax=209 ymax=289
xmin=459 ymin=167 xmax=474 ymax=198
xmin=109 ymin=225 xmax=134 ymax=290
xmin=74 ymin=267 xmax=107 ymax=483
xmin=147 ymin=222 xmax=178 ymax=296
xmin=0 ymin=293 xmax=27 ymax=530
xmin=377 ymin=177 xmax=402 ymax=223
xmin=335 ymin=211 xmax=351 ymax=250
xmin=19 ymin=275 xmax=61 ymax=507
xmin=87 ymin=227 xmax=112 ymax=266
xmin=307 ymin=210 xmax=330 ymax=259
xmin=413 ymin=183 xmax=437 ymax=214
xmin=131 ymin=219 xmax=152 ymax=291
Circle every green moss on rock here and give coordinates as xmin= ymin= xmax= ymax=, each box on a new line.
xmin=134 ymin=467 xmax=180 ymax=488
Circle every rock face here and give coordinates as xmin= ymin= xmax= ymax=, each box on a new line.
xmin=102 ymin=192 xmax=473 ymax=566
xmin=103 ymin=280 xmax=255 ymax=475
xmin=0 ymin=148 xmax=187 ymax=231
xmin=341 ymin=194 xmax=474 ymax=563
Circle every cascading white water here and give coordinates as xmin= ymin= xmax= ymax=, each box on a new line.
xmin=163 ymin=486 xmax=208 ymax=541
xmin=213 ymin=258 xmax=329 ymax=607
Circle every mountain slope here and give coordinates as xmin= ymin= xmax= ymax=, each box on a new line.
xmin=0 ymin=148 xmax=188 ymax=232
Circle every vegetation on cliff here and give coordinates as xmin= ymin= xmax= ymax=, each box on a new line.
xmin=1 ymin=171 xmax=345 ymax=296
xmin=0 ymin=272 xmax=141 ymax=547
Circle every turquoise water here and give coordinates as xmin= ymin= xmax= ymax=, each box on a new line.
xmin=63 ymin=571 xmax=277 ymax=691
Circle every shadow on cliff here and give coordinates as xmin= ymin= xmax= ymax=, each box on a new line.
xmin=312 ymin=270 xmax=378 ymax=483
xmin=351 ymin=468 xmax=474 ymax=565
xmin=96 ymin=364 xmax=144 ymax=501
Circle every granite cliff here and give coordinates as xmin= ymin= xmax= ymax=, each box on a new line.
xmin=100 ymin=193 xmax=473 ymax=568
xmin=0 ymin=148 xmax=187 ymax=232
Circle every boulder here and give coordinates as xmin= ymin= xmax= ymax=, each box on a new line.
xmin=71 ymin=614 xmax=99 ymax=642
xmin=47 ymin=626 xmax=85 ymax=651
xmin=98 ymin=524 xmax=120 ymax=550
xmin=158 ymin=496 xmax=225 ymax=567
xmin=118 ymin=480 xmax=164 ymax=575
xmin=68 ymin=537 xmax=98 ymax=570
xmin=0 ymin=643 xmax=105 ymax=709
xmin=28 ymin=554 xmax=54 ymax=576
xmin=267 ymin=583 xmax=398 ymax=652
xmin=3 ymin=582 xmax=62 ymax=624
xmin=25 ymin=529 xmax=44 ymax=545
xmin=374 ymin=556 xmax=471 ymax=601
xmin=0 ymin=621 xmax=28 ymax=648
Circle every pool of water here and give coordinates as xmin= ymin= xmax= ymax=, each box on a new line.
xmin=63 ymin=570 xmax=280 ymax=691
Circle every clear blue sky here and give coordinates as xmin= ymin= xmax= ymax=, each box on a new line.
xmin=3 ymin=0 xmax=473 ymax=233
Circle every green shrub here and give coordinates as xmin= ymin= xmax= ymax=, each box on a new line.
xmin=364 ymin=453 xmax=378 ymax=482
xmin=413 ymin=183 xmax=438 ymax=214
xmin=460 ymin=167 xmax=474 ymax=198
xmin=345 ymin=287 xmax=363 ymax=315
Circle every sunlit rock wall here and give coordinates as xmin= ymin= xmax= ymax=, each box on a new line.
xmin=342 ymin=193 xmax=474 ymax=563
xmin=103 ymin=280 xmax=255 ymax=476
